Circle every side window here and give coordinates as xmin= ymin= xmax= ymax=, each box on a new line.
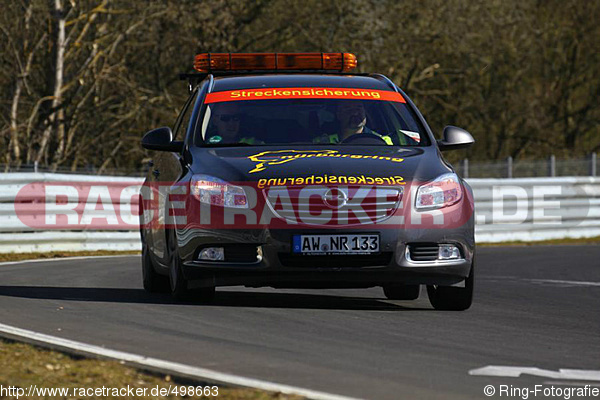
xmin=172 ymin=91 xmax=197 ymax=140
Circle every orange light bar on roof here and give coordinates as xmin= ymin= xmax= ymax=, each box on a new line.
xmin=193 ymin=53 xmax=357 ymax=73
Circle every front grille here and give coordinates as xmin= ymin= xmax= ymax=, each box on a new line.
xmin=265 ymin=186 xmax=403 ymax=226
xmin=279 ymin=253 xmax=392 ymax=268
xmin=408 ymin=243 xmax=439 ymax=261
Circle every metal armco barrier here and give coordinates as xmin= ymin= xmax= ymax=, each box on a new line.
xmin=0 ymin=173 xmax=599 ymax=253
xmin=469 ymin=177 xmax=600 ymax=242
xmin=0 ymin=173 xmax=143 ymax=253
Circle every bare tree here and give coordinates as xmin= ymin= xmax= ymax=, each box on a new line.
xmin=1 ymin=0 xmax=598 ymax=174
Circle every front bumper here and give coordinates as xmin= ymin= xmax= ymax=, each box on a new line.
xmin=175 ymin=220 xmax=475 ymax=289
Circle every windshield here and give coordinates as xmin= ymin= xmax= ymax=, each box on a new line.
xmin=196 ymin=95 xmax=429 ymax=147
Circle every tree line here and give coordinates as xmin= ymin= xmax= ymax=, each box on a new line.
xmin=1 ymin=0 xmax=599 ymax=173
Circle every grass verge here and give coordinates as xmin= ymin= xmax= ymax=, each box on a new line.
xmin=0 ymin=250 xmax=140 ymax=263
xmin=0 ymin=339 xmax=299 ymax=399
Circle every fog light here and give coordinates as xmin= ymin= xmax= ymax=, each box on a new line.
xmin=199 ymin=247 xmax=224 ymax=261
xmin=438 ymin=244 xmax=460 ymax=260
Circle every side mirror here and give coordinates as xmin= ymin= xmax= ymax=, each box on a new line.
xmin=437 ymin=126 xmax=475 ymax=151
xmin=141 ymin=127 xmax=183 ymax=152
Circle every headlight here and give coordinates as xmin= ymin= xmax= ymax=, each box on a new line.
xmin=191 ymin=175 xmax=248 ymax=208
xmin=415 ymin=173 xmax=462 ymax=210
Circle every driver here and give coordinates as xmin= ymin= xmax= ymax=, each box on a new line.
xmin=313 ymin=100 xmax=393 ymax=145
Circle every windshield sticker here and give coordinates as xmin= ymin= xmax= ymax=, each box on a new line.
xmin=205 ymin=87 xmax=406 ymax=104
xmin=248 ymin=149 xmax=404 ymax=173
xmin=400 ymin=130 xmax=421 ymax=142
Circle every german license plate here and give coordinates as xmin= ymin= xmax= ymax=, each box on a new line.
xmin=292 ymin=234 xmax=379 ymax=255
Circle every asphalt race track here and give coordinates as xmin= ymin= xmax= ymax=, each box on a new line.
xmin=1 ymin=246 xmax=599 ymax=399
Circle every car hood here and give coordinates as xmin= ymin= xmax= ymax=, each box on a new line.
xmin=189 ymin=145 xmax=451 ymax=184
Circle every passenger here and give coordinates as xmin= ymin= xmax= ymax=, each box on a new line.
xmin=206 ymin=103 xmax=263 ymax=144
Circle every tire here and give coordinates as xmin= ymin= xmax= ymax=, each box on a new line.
xmin=169 ymin=244 xmax=192 ymax=301
xmin=142 ymin=244 xmax=169 ymax=293
xmin=427 ymin=259 xmax=474 ymax=311
xmin=168 ymin=232 xmax=215 ymax=303
xmin=382 ymin=284 xmax=420 ymax=300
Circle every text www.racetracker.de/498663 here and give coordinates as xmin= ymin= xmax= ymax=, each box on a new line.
xmin=0 ymin=384 xmax=219 ymax=398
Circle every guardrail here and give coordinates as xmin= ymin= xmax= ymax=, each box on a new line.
xmin=0 ymin=173 xmax=599 ymax=252
xmin=0 ymin=173 xmax=143 ymax=253
xmin=469 ymin=177 xmax=600 ymax=242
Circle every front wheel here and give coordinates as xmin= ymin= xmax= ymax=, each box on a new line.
xmin=427 ymin=259 xmax=474 ymax=311
xmin=169 ymin=233 xmax=215 ymax=303
xmin=142 ymin=244 xmax=169 ymax=293
xmin=169 ymin=245 xmax=192 ymax=301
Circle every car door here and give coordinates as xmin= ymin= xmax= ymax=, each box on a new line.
xmin=146 ymin=89 xmax=199 ymax=265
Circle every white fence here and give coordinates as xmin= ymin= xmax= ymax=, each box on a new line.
xmin=0 ymin=173 xmax=599 ymax=253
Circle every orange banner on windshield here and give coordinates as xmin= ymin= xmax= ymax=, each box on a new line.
xmin=204 ymin=87 xmax=406 ymax=103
